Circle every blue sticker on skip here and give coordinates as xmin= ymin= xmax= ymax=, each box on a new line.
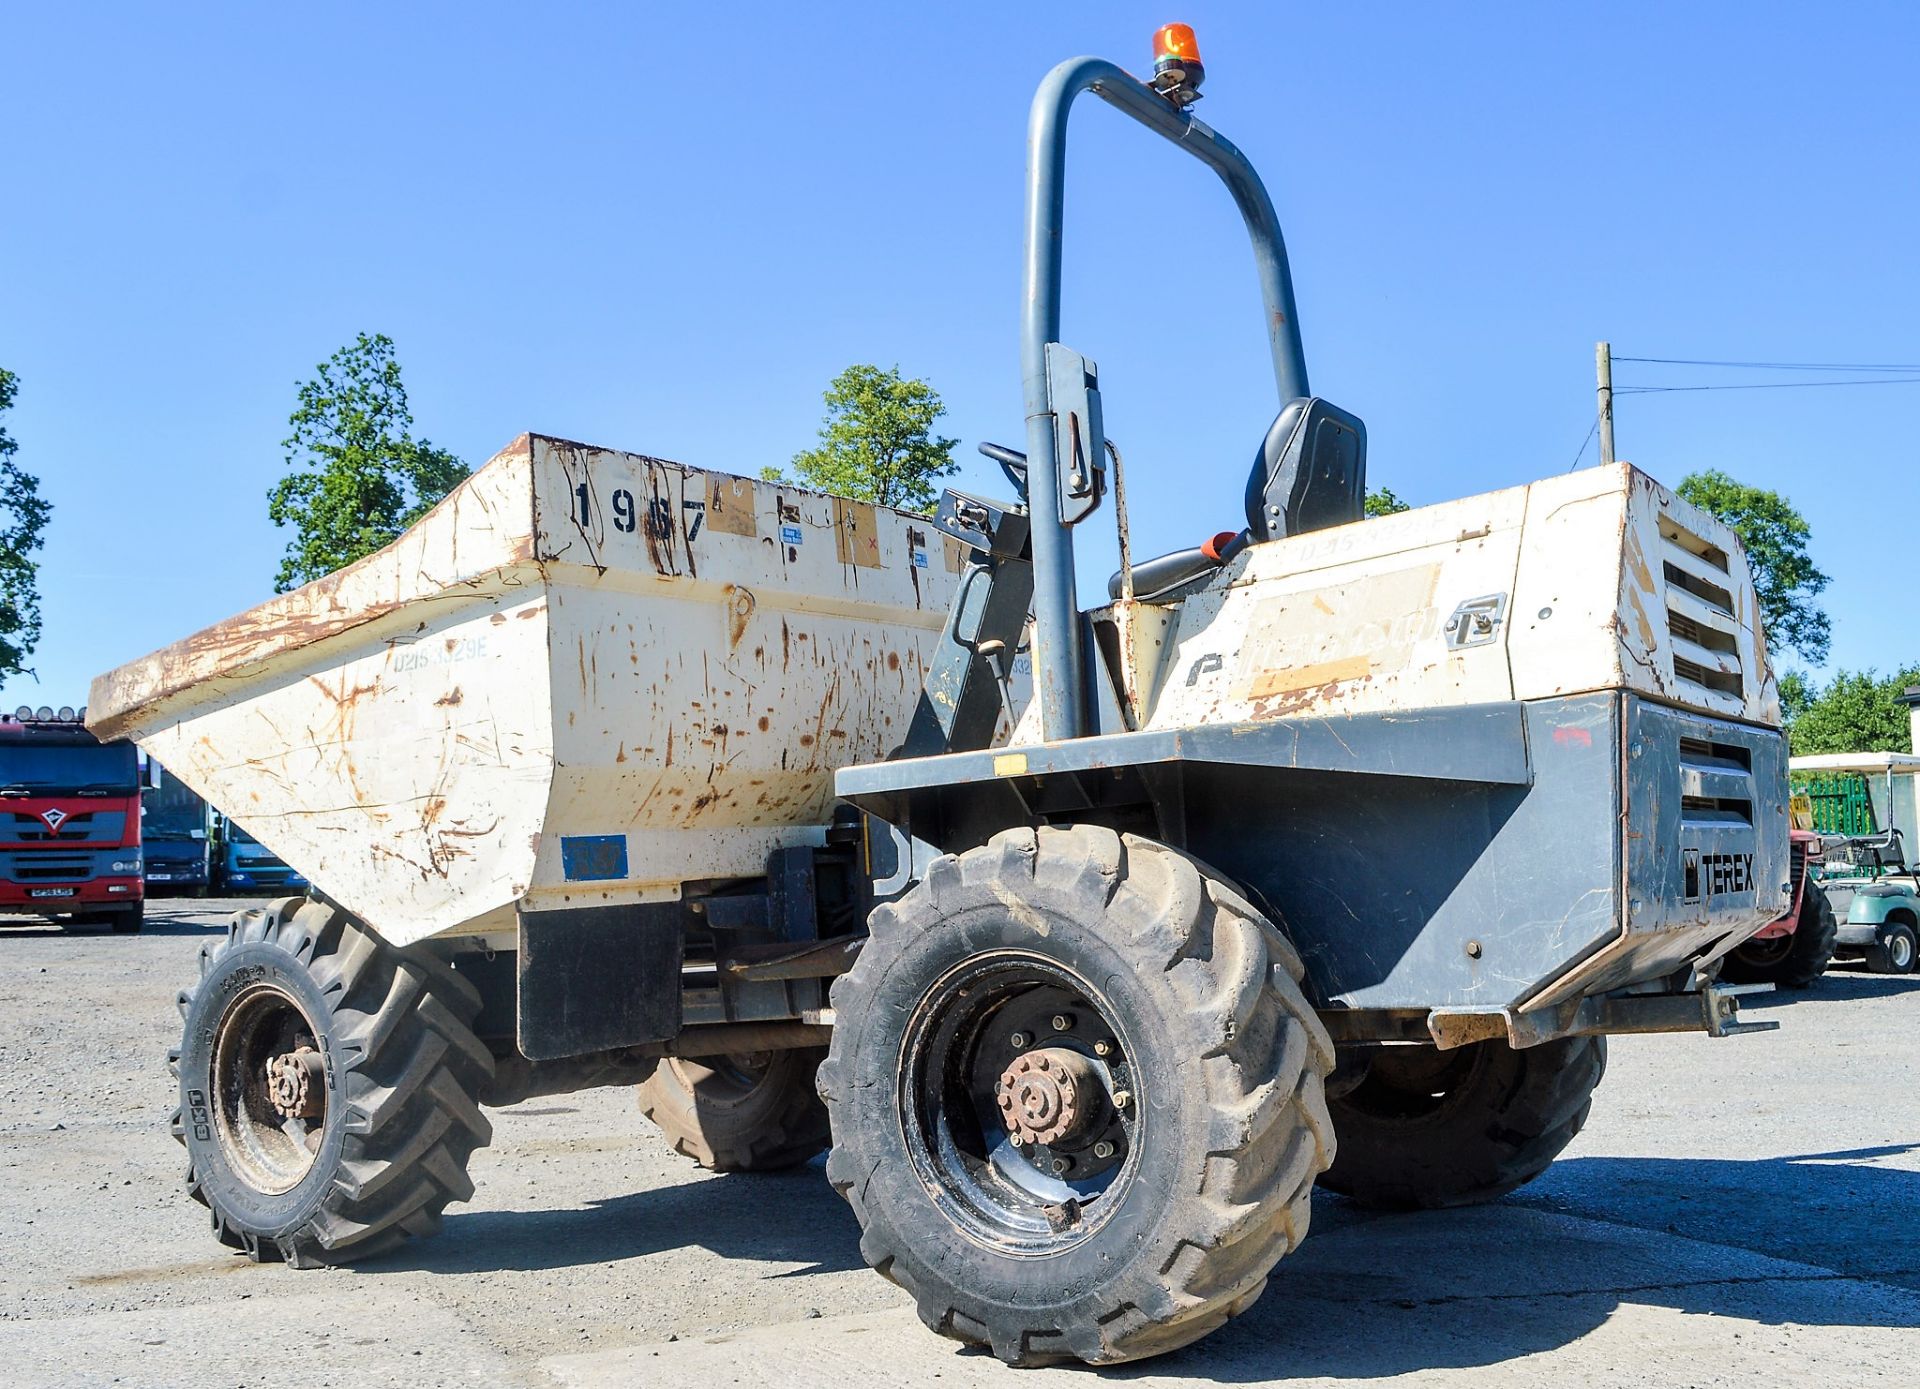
xmin=912 ymin=549 xmax=929 ymax=568
xmin=780 ymin=524 xmax=804 ymax=545
xmin=561 ymin=834 xmax=628 ymax=881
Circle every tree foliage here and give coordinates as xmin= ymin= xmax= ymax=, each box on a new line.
xmin=1783 ymin=666 xmax=1920 ymax=756
xmin=268 ymin=334 xmax=468 ymax=592
xmin=770 ymin=364 xmax=958 ymax=513
xmin=1364 ymin=486 xmax=1410 ymax=518
xmin=1675 ymin=469 xmax=1831 ymax=664
xmin=0 ymin=368 xmax=53 ymax=679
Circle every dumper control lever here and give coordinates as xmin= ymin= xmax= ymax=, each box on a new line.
xmin=977 ymin=442 xmax=1030 ymax=500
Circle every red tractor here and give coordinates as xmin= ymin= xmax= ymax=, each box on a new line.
xmin=1720 ymin=827 xmax=1837 ymax=988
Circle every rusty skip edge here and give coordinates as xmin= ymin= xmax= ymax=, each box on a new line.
xmin=89 ymin=431 xmax=949 ymax=745
xmin=87 ymin=435 xmax=547 ymax=744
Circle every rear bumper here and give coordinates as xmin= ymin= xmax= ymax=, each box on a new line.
xmin=221 ymin=869 xmax=306 ymax=891
xmin=0 ymin=875 xmax=143 ymax=908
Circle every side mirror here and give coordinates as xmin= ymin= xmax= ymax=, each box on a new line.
xmin=141 ymin=757 xmax=164 ymax=791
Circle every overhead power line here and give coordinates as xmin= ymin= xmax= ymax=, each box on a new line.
xmin=1616 ymin=376 xmax=1920 ymax=394
xmin=1613 ymin=356 xmax=1920 ymax=373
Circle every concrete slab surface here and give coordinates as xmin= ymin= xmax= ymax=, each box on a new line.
xmin=2 ymin=899 xmax=1917 ymax=1387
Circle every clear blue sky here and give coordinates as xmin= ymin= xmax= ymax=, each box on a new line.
xmin=5 ymin=2 xmax=1917 ymax=712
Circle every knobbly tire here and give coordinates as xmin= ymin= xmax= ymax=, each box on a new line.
xmin=637 ymin=1049 xmax=830 ymax=1171
xmin=1722 ymin=883 xmax=1838 ymax=989
xmin=170 ymin=896 xmax=494 ymax=1266
xmin=819 ymin=825 xmax=1334 ymax=1366
xmin=1320 ymin=1034 xmax=1605 ymax=1210
xmin=110 ymin=902 xmax=145 ymax=934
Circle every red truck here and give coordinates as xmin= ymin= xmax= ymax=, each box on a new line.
xmin=0 ymin=706 xmax=146 ymax=933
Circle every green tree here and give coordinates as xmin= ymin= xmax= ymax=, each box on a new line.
xmin=1674 ymin=469 xmax=1831 ymax=664
xmin=1786 ymin=666 xmax=1920 ymax=756
xmin=1777 ymin=669 xmax=1814 ymax=734
xmin=268 ymin=334 xmax=469 ymax=592
xmin=1364 ymin=486 xmax=1410 ymax=518
xmin=767 ymin=364 xmax=958 ymax=512
xmin=0 ymin=369 xmax=53 ymax=679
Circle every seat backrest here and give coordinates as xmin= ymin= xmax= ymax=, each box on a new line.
xmin=1243 ymin=397 xmax=1368 ymax=542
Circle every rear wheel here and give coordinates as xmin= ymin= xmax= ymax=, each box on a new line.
xmin=820 ymin=826 xmax=1334 ymax=1366
xmin=1865 ymin=920 xmax=1918 ymax=975
xmin=1722 ymin=884 xmax=1837 ymax=988
xmin=171 ymin=897 xmax=493 ymax=1265
xmin=637 ymin=1049 xmax=830 ymax=1171
xmin=1320 ymin=1034 xmax=1604 ymax=1209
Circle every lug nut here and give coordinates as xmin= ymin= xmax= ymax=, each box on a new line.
xmin=1051 ymin=1157 xmax=1072 ymax=1176
xmin=1093 ymin=1140 xmax=1115 ymax=1159
xmin=1093 ymin=1039 xmax=1113 ymax=1057
xmin=1009 ymin=1031 xmax=1030 ymax=1049
xmin=1051 ymin=1012 xmax=1075 ymax=1032
xmin=1112 ymin=1090 xmax=1131 ymax=1110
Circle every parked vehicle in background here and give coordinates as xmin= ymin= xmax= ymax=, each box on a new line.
xmin=1790 ymin=751 xmax=1920 ymax=975
xmin=213 ymin=816 xmax=307 ymax=895
xmin=0 ymin=705 xmax=148 ymax=933
xmin=1720 ymin=826 xmax=1838 ymax=987
xmin=141 ymin=762 xmax=213 ymax=895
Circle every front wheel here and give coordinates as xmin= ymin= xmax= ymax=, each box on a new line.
xmin=1865 ymin=920 xmax=1918 ymax=975
xmin=110 ymin=903 xmax=144 ymax=934
xmin=171 ymin=897 xmax=493 ymax=1265
xmin=820 ymin=826 xmax=1334 ymax=1366
xmin=1319 ymin=1034 xmax=1605 ymax=1209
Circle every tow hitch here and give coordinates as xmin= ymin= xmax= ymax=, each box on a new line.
xmin=1421 ymin=980 xmax=1781 ymax=1051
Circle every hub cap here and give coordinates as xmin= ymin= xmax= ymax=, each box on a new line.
xmin=210 ymin=984 xmax=329 ymax=1195
xmin=266 ymin=1046 xmax=326 ymax=1120
xmin=902 ymin=953 xmax=1140 ymax=1254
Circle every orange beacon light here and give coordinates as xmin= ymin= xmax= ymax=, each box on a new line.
xmin=1150 ymin=24 xmax=1205 ymax=104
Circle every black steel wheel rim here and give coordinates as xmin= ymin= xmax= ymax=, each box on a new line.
xmin=900 ymin=952 xmax=1142 ymax=1255
xmin=210 ymin=983 xmax=328 ymax=1196
xmin=1340 ymin=1042 xmax=1486 ymax=1124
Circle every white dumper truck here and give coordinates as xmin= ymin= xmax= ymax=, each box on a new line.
xmin=90 ymin=30 xmax=1792 ymax=1368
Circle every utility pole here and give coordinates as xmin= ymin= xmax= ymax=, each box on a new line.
xmin=1595 ymin=340 xmax=1615 ymax=466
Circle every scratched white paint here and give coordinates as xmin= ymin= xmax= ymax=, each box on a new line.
xmin=89 ymin=436 xmax=958 ymax=946
xmin=1043 ymin=463 xmax=1777 ymax=741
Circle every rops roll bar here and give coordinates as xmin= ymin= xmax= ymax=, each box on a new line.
xmin=1020 ymin=53 xmax=1309 ymax=742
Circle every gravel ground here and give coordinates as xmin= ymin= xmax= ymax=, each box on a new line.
xmin=2 ymin=898 xmax=1917 ymax=1387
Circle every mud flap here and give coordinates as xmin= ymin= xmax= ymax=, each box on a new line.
xmin=517 ymin=902 xmax=684 ymax=1060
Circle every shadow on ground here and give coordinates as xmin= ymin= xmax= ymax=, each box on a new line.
xmin=1114 ymin=1145 xmax=1920 ymax=1382
xmin=1749 ymin=968 xmax=1920 ymax=1002
xmin=394 ymin=1156 xmax=863 ymax=1279
xmin=395 ymin=1143 xmax=1920 ymax=1380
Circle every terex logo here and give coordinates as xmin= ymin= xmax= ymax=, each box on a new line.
xmin=39 ymin=808 xmax=67 ymax=832
xmin=1683 ymin=848 xmax=1753 ymax=902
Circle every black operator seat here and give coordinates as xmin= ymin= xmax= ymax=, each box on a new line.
xmin=1108 ymin=397 xmax=1369 ymax=601
xmin=1244 ymin=397 xmax=1368 ymax=542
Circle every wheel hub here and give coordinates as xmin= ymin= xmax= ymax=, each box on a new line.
xmin=996 ymin=1046 xmax=1100 ymax=1147
xmin=265 ymin=1045 xmax=326 ymax=1121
